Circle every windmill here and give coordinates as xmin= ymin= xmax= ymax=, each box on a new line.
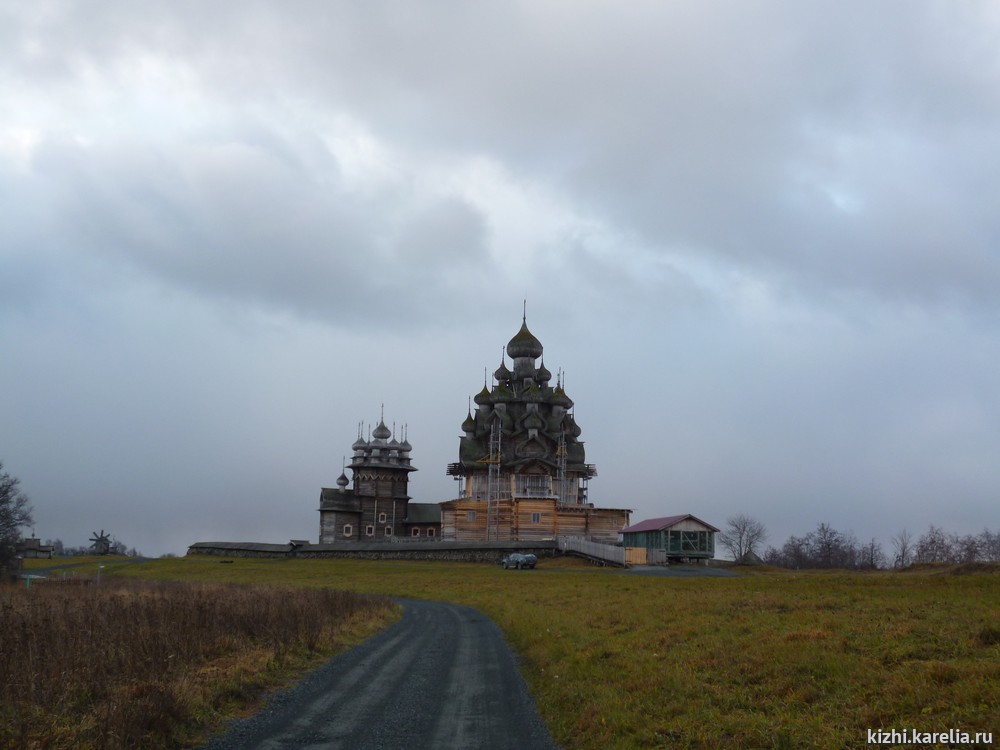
xmin=89 ymin=530 xmax=112 ymax=556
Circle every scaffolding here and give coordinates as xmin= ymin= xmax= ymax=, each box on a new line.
xmin=484 ymin=418 xmax=502 ymax=540
xmin=556 ymin=426 xmax=568 ymax=506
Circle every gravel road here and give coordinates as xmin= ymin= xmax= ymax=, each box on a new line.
xmin=196 ymin=598 xmax=559 ymax=750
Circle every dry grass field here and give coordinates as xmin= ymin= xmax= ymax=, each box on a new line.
xmin=5 ymin=556 xmax=998 ymax=749
xmin=0 ymin=573 xmax=396 ymax=750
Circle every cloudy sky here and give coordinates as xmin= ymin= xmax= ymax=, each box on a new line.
xmin=3 ymin=1 xmax=999 ymax=556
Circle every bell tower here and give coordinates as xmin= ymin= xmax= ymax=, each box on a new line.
xmin=319 ymin=410 xmax=416 ymax=542
xmin=349 ymin=416 xmax=415 ymax=539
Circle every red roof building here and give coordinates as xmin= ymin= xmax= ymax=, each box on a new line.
xmin=622 ymin=514 xmax=719 ymax=561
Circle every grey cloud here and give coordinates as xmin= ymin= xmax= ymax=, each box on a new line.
xmin=393 ymin=198 xmax=488 ymax=266
xmin=3 ymin=1 xmax=1000 ymax=557
xmin=11 ymin=2 xmax=1000 ymax=310
xmin=12 ymin=126 xmax=498 ymax=328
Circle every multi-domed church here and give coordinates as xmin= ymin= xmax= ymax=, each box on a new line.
xmin=318 ymin=317 xmax=631 ymax=544
xmin=318 ymin=415 xmax=419 ymax=543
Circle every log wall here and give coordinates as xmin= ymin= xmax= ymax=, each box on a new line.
xmin=439 ymin=499 xmax=629 ymax=544
xmin=188 ymin=540 xmax=558 ymax=564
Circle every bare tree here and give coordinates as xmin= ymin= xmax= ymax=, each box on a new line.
xmin=1 ymin=462 xmax=35 ymax=568
xmin=891 ymin=529 xmax=914 ymax=568
xmin=765 ymin=523 xmax=861 ymax=569
xmin=718 ymin=514 xmax=768 ymax=561
xmin=859 ymin=538 xmax=886 ymax=570
xmin=979 ymin=529 xmax=1000 ymax=562
xmin=915 ymin=525 xmax=953 ymax=563
xmin=764 ymin=534 xmax=809 ymax=568
xmin=811 ymin=523 xmax=845 ymax=568
xmin=953 ymin=533 xmax=981 ymax=564
xmin=109 ymin=536 xmax=130 ymax=556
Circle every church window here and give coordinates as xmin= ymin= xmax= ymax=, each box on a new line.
xmin=384 ymin=527 xmax=393 ymax=536
xmin=366 ymin=525 xmax=374 ymax=537
xmin=378 ymin=512 xmax=387 ymax=523
xmin=343 ymin=524 xmax=353 ymax=537
xmin=467 ymin=510 xmax=477 ymax=522
xmin=411 ymin=527 xmax=420 ymax=537
xmin=427 ymin=528 xmax=436 ymax=538
xmin=531 ymin=512 xmax=542 ymax=524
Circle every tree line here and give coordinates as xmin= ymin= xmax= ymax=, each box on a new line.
xmin=718 ymin=513 xmax=1000 ymax=570
xmin=764 ymin=523 xmax=1000 ymax=569
xmin=44 ymin=538 xmax=142 ymax=557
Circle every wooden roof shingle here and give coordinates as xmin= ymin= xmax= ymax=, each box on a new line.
xmin=622 ymin=514 xmax=720 ymax=534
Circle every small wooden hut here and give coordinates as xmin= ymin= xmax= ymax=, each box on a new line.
xmin=621 ymin=514 xmax=718 ymax=563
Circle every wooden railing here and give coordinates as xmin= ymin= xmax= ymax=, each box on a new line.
xmin=557 ymin=536 xmax=627 ymax=567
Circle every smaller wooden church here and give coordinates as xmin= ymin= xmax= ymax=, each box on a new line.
xmin=15 ymin=537 xmax=54 ymax=559
xmin=318 ymin=415 xmax=419 ymax=542
xmin=621 ymin=514 xmax=719 ymax=563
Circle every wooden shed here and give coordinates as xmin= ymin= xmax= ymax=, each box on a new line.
xmin=16 ymin=537 xmax=54 ymax=560
xmin=621 ymin=514 xmax=719 ymax=563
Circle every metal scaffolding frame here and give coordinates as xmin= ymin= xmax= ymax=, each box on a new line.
xmin=556 ymin=426 xmax=568 ymax=506
xmin=485 ymin=418 xmax=502 ymax=541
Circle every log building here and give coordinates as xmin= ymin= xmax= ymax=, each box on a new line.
xmin=318 ymin=316 xmax=631 ymax=544
xmin=318 ymin=416 xmax=416 ymax=543
xmin=441 ymin=316 xmax=630 ymax=543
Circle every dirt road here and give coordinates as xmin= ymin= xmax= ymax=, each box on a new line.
xmin=197 ymin=598 xmax=558 ymax=750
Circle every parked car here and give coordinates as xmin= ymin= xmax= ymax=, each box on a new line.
xmin=500 ymin=553 xmax=537 ymax=570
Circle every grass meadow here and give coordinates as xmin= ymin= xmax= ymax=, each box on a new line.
xmin=100 ymin=555 xmax=1000 ymax=750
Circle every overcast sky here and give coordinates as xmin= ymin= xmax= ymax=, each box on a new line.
xmin=3 ymin=1 xmax=999 ymax=556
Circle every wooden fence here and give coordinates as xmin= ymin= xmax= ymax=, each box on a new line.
xmin=557 ymin=536 xmax=627 ymax=567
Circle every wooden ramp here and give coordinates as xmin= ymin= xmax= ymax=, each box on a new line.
xmin=557 ymin=536 xmax=627 ymax=567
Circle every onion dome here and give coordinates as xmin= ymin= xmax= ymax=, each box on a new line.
xmin=462 ymin=411 xmax=476 ymax=433
xmin=352 ymin=435 xmax=368 ymax=451
xmin=336 ymin=471 xmax=349 ymax=489
xmin=473 ymin=384 xmax=492 ymax=405
xmin=565 ymin=415 xmax=582 ymax=437
xmin=372 ymin=420 xmax=391 ymax=441
xmin=536 ymin=360 xmax=552 ymax=384
xmin=506 ymin=319 xmax=543 ymax=360
xmin=494 ymin=359 xmax=512 ymax=383
xmin=400 ymin=437 xmax=412 ymax=453
xmin=552 ymin=384 xmax=573 ymax=408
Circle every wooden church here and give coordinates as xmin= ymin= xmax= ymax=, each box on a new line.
xmin=318 ymin=415 xmax=419 ymax=542
xmin=441 ymin=316 xmax=630 ymax=543
xmin=318 ymin=316 xmax=631 ymax=544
